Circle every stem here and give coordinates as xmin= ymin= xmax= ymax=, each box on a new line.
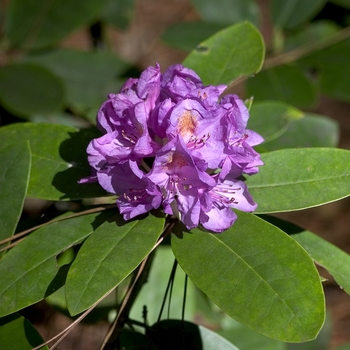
xmin=229 ymin=25 xmax=350 ymax=88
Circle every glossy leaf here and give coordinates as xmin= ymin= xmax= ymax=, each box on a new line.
xmin=190 ymin=0 xmax=259 ymax=26
xmin=25 ymin=49 xmax=128 ymax=112
xmin=270 ymin=0 xmax=327 ymax=29
xmin=66 ymin=213 xmax=165 ymax=316
xmin=5 ymin=0 xmax=108 ymax=49
xmin=246 ymin=148 xmax=350 ymax=213
xmin=261 ymin=114 xmax=339 ymax=151
xmin=293 ymin=231 xmax=350 ymax=294
xmin=0 ymin=123 xmax=106 ymax=200
xmin=248 ymin=101 xmax=304 ymax=143
xmin=0 ymin=63 xmax=64 ymax=117
xmin=161 ymin=22 xmax=224 ymax=52
xmin=130 ymin=246 xmax=196 ymax=324
xmin=0 ymin=313 xmax=48 ymax=350
xmin=300 ymin=38 xmax=350 ymax=103
xmin=183 ymin=22 xmax=265 ymax=85
xmin=0 ymin=142 xmax=31 ymax=242
xmin=172 ymin=212 xmax=325 ymax=342
xmin=0 ymin=210 xmax=113 ymax=317
xmin=148 ymin=319 xmax=239 ymax=350
xmin=246 ymin=65 xmax=316 ymax=108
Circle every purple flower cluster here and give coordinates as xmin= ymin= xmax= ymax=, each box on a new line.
xmin=81 ymin=63 xmax=263 ymax=233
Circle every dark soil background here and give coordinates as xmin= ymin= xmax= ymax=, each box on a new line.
xmin=20 ymin=0 xmax=350 ymax=348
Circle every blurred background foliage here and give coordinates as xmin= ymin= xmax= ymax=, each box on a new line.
xmin=1 ymin=0 xmax=350 ymax=349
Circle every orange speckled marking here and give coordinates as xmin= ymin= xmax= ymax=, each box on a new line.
xmin=177 ymin=110 xmax=197 ymax=137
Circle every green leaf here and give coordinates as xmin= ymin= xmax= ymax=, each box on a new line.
xmin=65 ymin=213 xmax=165 ymax=316
xmin=246 ymin=65 xmax=316 ymax=108
xmin=330 ymin=0 xmax=350 ymax=8
xmin=300 ymin=38 xmax=350 ymax=103
xmin=0 ymin=210 xmax=113 ymax=317
xmin=284 ymin=21 xmax=340 ymax=52
xmin=270 ymin=0 xmax=328 ymax=29
xmin=148 ymin=319 xmax=239 ymax=350
xmin=0 ymin=142 xmax=31 ymax=242
xmin=190 ymin=0 xmax=259 ymax=26
xmin=130 ymin=246 xmax=196 ymax=325
xmin=183 ymin=22 xmax=265 ymax=85
xmin=100 ymin=0 xmax=136 ymax=29
xmin=5 ymin=0 xmax=108 ymax=49
xmin=0 ymin=313 xmax=49 ymax=350
xmin=0 ymin=63 xmax=64 ymax=117
xmin=248 ymin=101 xmax=304 ymax=143
xmin=25 ymin=49 xmax=128 ymax=112
xmin=0 ymin=123 xmax=106 ymax=200
xmin=161 ymin=22 xmax=225 ymax=52
xmin=293 ymin=231 xmax=350 ymax=294
xmin=172 ymin=212 xmax=325 ymax=342
xmin=246 ymin=148 xmax=350 ymax=213
xmin=261 ymin=114 xmax=339 ymax=151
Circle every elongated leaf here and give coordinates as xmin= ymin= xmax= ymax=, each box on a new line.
xmin=0 ymin=123 xmax=106 ymax=200
xmin=248 ymin=101 xmax=304 ymax=143
xmin=66 ymin=213 xmax=165 ymax=315
xmin=261 ymin=114 xmax=339 ymax=151
xmin=0 ymin=63 xmax=64 ymax=116
xmin=5 ymin=0 xmax=108 ymax=49
xmin=190 ymin=0 xmax=259 ymax=26
xmin=0 ymin=142 xmax=31 ymax=242
xmin=246 ymin=65 xmax=316 ymax=108
xmin=183 ymin=22 xmax=265 ymax=85
xmin=293 ymin=231 xmax=350 ymax=294
xmin=25 ymin=49 xmax=128 ymax=112
xmin=0 ymin=210 xmax=113 ymax=317
xmin=0 ymin=313 xmax=48 ymax=350
xmin=148 ymin=319 xmax=239 ymax=350
xmin=246 ymin=148 xmax=350 ymax=213
xmin=271 ymin=0 xmax=327 ymax=29
xmin=172 ymin=212 xmax=325 ymax=342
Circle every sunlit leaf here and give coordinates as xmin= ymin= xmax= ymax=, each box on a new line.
xmin=0 ymin=313 xmax=48 ymax=350
xmin=5 ymin=0 xmax=109 ymax=49
xmin=0 ymin=123 xmax=106 ymax=200
xmin=0 ymin=142 xmax=31 ymax=243
xmin=293 ymin=231 xmax=350 ymax=294
xmin=261 ymin=114 xmax=339 ymax=151
xmin=270 ymin=0 xmax=328 ymax=29
xmin=190 ymin=0 xmax=259 ymax=26
xmin=172 ymin=212 xmax=325 ymax=342
xmin=248 ymin=101 xmax=304 ymax=143
xmin=183 ymin=22 xmax=265 ymax=85
xmin=66 ymin=213 xmax=165 ymax=316
xmin=246 ymin=65 xmax=316 ymax=108
xmin=0 ymin=210 xmax=113 ymax=317
xmin=246 ymin=148 xmax=350 ymax=213
xmin=0 ymin=63 xmax=64 ymax=117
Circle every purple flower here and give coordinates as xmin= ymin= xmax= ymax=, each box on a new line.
xmin=81 ymin=63 xmax=263 ymax=232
